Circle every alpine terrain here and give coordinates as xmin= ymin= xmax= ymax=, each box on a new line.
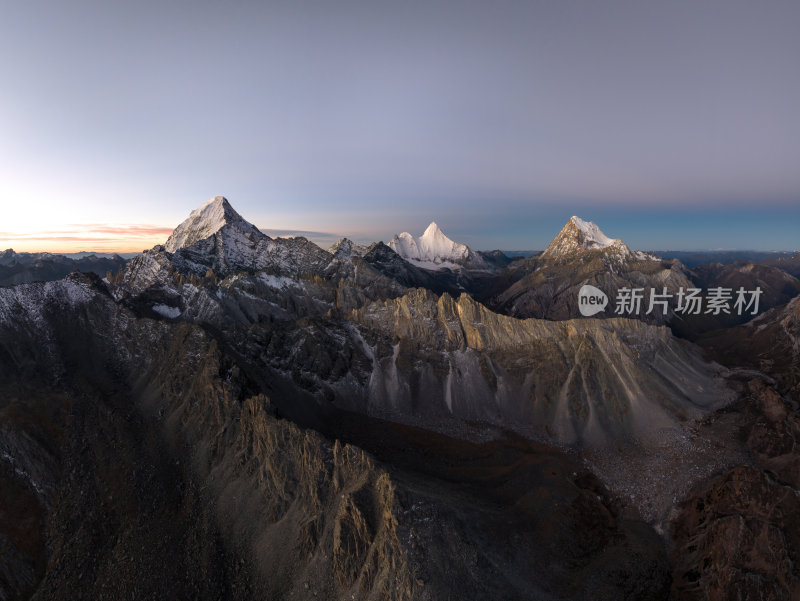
xmin=1 ymin=197 xmax=799 ymax=601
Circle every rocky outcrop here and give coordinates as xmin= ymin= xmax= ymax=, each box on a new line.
xmin=669 ymin=379 xmax=800 ymax=601
xmin=670 ymin=466 xmax=800 ymax=601
xmin=745 ymin=380 xmax=800 ymax=489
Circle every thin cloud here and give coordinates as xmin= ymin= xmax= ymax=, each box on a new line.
xmin=2 ymin=235 xmax=123 ymax=242
xmin=68 ymin=224 xmax=175 ymax=236
xmin=1 ymin=224 xmax=173 ymax=239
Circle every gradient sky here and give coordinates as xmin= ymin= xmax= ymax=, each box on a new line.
xmin=1 ymin=0 xmax=799 ymax=253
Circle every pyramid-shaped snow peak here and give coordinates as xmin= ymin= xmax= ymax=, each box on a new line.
xmin=541 ymin=216 xmax=633 ymax=260
xmin=164 ymin=196 xmax=263 ymax=252
xmin=388 ymin=222 xmax=487 ymax=270
xmin=422 ymin=221 xmax=444 ymax=238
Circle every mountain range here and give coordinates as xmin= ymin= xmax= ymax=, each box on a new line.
xmin=0 ymin=249 xmax=127 ymax=287
xmin=2 ymin=196 xmax=800 ymax=600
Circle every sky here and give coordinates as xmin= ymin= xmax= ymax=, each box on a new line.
xmin=1 ymin=0 xmax=799 ymax=253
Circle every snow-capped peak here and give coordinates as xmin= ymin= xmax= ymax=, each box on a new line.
xmin=164 ymin=196 xmax=263 ymax=252
xmin=540 ymin=216 xmax=660 ymax=263
xmin=568 ymin=216 xmax=617 ymax=249
xmin=541 ymin=216 xmax=632 ymax=260
xmin=423 ymin=221 xmax=444 ymax=238
xmin=125 ymin=196 xmax=334 ymax=287
xmin=388 ymin=222 xmax=488 ymax=271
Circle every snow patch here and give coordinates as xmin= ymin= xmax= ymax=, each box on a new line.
xmin=152 ymin=304 xmax=181 ymax=318
xmin=257 ymin=273 xmax=299 ymax=289
xmin=407 ymin=258 xmax=460 ymax=271
xmin=569 ymin=216 xmax=618 ymax=250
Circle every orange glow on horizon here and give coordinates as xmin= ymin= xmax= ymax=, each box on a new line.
xmin=0 ymin=224 xmax=174 ymax=254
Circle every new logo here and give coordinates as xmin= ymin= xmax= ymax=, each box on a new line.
xmin=578 ymin=284 xmax=608 ymax=316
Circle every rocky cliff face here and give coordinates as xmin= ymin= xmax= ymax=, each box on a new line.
xmin=252 ymin=287 xmax=732 ymax=446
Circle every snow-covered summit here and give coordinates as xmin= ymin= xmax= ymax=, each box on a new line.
xmin=388 ymin=222 xmax=487 ymax=270
xmin=123 ymin=196 xmax=333 ymax=290
xmin=568 ymin=216 xmax=618 ymax=250
xmin=164 ymin=196 xmax=263 ymax=252
xmin=541 ymin=216 xmax=657 ymax=261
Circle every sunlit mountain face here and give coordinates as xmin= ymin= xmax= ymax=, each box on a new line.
xmin=1 ymin=196 xmax=799 ymax=600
